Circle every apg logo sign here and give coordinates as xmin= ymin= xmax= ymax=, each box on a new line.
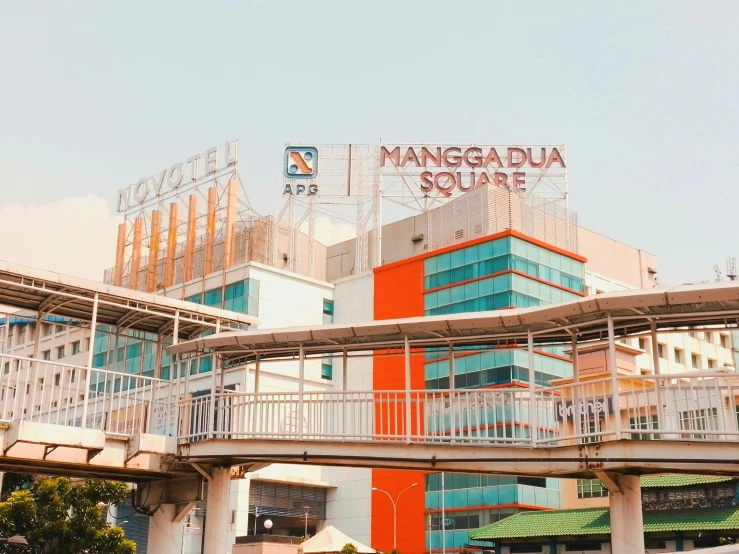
xmin=284 ymin=146 xmax=318 ymax=179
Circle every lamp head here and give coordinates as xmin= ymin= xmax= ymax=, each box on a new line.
xmin=264 ymin=520 xmax=273 ymax=530
xmin=7 ymin=536 xmax=28 ymax=545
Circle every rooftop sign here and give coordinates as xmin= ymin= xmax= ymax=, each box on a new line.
xmin=117 ymin=141 xmax=239 ymax=212
xmin=380 ymin=145 xmax=566 ymax=197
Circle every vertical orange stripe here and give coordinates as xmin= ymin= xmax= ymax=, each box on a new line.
xmin=204 ymin=187 xmax=217 ymax=275
xmin=129 ymin=217 xmax=144 ymax=291
xmin=223 ymin=178 xmax=239 ymax=269
xmin=147 ymin=210 xmax=162 ymax=292
xmin=373 ymin=258 xmax=427 ymax=554
xmin=165 ymin=203 xmax=178 ymax=288
xmin=113 ymin=222 xmax=126 ymax=287
xmin=184 ymin=195 xmax=197 ymax=283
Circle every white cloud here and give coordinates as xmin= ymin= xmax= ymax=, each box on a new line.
xmin=301 ymin=216 xmax=357 ymax=246
xmin=0 ymin=195 xmax=121 ymax=282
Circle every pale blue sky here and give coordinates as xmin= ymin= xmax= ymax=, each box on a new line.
xmin=1 ymin=1 xmax=738 ymax=283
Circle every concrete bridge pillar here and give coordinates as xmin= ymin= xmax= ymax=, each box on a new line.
xmin=203 ymin=466 xmax=232 ymax=554
xmin=147 ymin=505 xmax=186 ymax=553
xmin=609 ymin=474 xmax=644 ymax=554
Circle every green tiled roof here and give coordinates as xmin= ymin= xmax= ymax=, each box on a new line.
xmin=470 ymin=508 xmax=610 ymax=539
xmin=469 ymin=506 xmax=739 ymax=540
xmin=641 ymin=475 xmax=735 ymax=488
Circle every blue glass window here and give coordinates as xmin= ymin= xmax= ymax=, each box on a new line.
xmin=321 ymin=356 xmax=333 ymax=380
xmin=204 ymin=289 xmax=222 ymax=308
xmin=323 ymin=300 xmax=334 ymax=324
xmin=424 ymin=236 xmax=584 ymax=293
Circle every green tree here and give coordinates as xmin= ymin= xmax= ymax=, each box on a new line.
xmin=0 ymin=477 xmax=135 ymax=554
xmin=341 ymin=543 xmax=358 ymax=554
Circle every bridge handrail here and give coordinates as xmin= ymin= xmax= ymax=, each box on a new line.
xmin=0 ymin=352 xmax=169 ymax=383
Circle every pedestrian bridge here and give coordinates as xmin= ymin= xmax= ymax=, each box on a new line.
xmin=3 ymin=351 xmax=739 ymax=479
xmin=0 ymin=279 xmax=739 ymax=481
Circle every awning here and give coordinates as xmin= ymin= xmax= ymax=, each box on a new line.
xmin=0 ymin=260 xmax=259 ymax=339
xmin=299 ymin=525 xmax=375 ymax=554
xmin=168 ymin=281 xmax=739 ymax=361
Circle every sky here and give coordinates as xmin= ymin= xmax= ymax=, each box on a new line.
xmin=1 ymin=1 xmax=738 ymax=284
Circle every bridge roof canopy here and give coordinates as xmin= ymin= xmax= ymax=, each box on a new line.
xmin=169 ymin=281 xmax=739 ymax=362
xmin=0 ymin=260 xmax=258 ymax=339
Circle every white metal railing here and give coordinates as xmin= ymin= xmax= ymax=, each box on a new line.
xmin=175 ymin=372 xmax=739 ymax=447
xmin=177 ymin=388 xmax=535 ymax=444
xmin=617 ymin=372 xmax=739 ymax=441
xmin=5 ymin=346 xmax=736 ymax=448
xmin=0 ymin=353 xmax=173 ymax=436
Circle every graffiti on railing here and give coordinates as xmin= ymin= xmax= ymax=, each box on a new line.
xmin=554 ymin=398 xmax=613 ymax=422
xmin=427 ymin=392 xmax=513 ymax=416
xmin=280 ymin=410 xmax=306 ymax=435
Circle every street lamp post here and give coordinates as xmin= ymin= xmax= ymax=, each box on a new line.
xmin=372 ymin=483 xmax=418 ymax=550
xmin=303 ymin=506 xmax=311 ymax=537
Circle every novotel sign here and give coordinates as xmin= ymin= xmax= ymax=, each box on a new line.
xmin=116 ymin=141 xmax=239 ymax=212
xmin=380 ymin=145 xmax=565 ymax=196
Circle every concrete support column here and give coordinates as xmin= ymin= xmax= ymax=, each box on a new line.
xmin=203 ymin=466 xmax=232 ymax=554
xmin=609 ymin=474 xmax=644 ymax=554
xmin=147 ymin=505 xmax=186 ymax=553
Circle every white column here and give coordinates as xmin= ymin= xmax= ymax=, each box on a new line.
xmin=448 ymin=343 xmax=455 ymax=390
xmin=81 ymin=293 xmax=99 ymax=429
xmin=203 ymin=467 xmax=232 ymax=554
xmin=609 ymin=475 xmax=644 ymax=554
xmin=254 ymin=354 xmax=261 ymax=393
xmin=527 ymin=330 xmax=538 ymax=446
xmin=342 ymin=349 xmax=348 ymax=437
xmin=404 ymin=334 xmax=412 ymax=443
xmin=607 ymin=314 xmax=622 ymax=440
xmin=342 ymin=349 xmax=348 ymax=391
xmin=298 ymin=344 xmax=305 ymax=439
xmin=168 ymin=310 xmax=179 ymax=417
xmin=650 ymin=321 xmax=665 ymax=433
xmin=571 ymin=331 xmax=582 ymax=439
xmin=85 ymin=293 xmax=99 ymax=369
xmin=448 ymin=342 xmax=456 ymax=442
xmin=252 ymin=355 xmax=260 ymax=436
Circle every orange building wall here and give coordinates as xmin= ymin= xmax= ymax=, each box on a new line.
xmin=373 ymin=257 xmax=427 ymax=554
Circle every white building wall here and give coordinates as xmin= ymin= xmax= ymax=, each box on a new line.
xmin=322 ymin=272 xmax=374 ymax=547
